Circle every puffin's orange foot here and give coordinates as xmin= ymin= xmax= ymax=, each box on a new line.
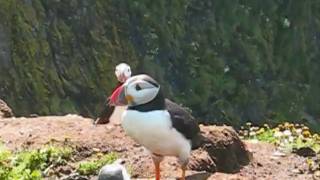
xmin=152 ymin=154 xmax=163 ymax=180
xmin=180 ymin=165 xmax=186 ymax=180
xmin=155 ymin=161 xmax=160 ymax=180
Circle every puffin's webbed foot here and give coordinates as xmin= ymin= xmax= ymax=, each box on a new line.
xmin=152 ymin=154 xmax=163 ymax=180
xmin=180 ymin=165 xmax=186 ymax=180
xmin=178 ymin=158 xmax=189 ymax=180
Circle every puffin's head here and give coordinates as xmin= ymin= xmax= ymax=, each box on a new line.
xmin=115 ymin=63 xmax=131 ymax=83
xmin=109 ymin=74 xmax=160 ymax=106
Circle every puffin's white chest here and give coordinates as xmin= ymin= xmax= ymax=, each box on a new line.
xmin=109 ymin=106 xmax=127 ymax=124
xmin=121 ymin=110 xmax=191 ymax=157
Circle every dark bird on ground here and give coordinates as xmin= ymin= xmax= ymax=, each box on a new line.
xmin=95 ymin=63 xmax=131 ymax=124
xmin=109 ymin=74 xmax=200 ymax=180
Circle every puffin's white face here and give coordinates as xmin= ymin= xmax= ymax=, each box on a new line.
xmin=110 ymin=75 xmax=160 ymax=106
xmin=124 ymin=75 xmax=160 ymax=106
xmin=115 ymin=63 xmax=131 ymax=83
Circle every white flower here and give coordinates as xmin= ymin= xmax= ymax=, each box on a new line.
xmin=283 ymin=130 xmax=292 ymax=136
xmin=288 ymin=136 xmax=294 ymax=142
xmin=274 ymin=131 xmax=283 ymax=137
xmin=279 ymin=142 xmax=286 ymax=147
xmin=249 ymin=132 xmax=256 ymax=136
xmin=296 ymin=129 xmax=302 ymax=135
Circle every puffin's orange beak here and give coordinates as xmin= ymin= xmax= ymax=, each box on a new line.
xmin=125 ymin=95 xmax=134 ymax=104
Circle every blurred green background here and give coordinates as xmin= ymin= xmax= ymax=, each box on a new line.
xmin=0 ymin=0 xmax=319 ymax=129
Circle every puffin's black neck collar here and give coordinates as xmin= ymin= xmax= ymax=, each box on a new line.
xmin=128 ymin=90 xmax=165 ymax=112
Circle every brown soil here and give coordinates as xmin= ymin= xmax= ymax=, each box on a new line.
xmin=0 ymin=115 xmax=314 ymax=180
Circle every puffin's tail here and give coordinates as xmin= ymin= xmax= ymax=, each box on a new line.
xmin=94 ymin=104 xmax=115 ymax=125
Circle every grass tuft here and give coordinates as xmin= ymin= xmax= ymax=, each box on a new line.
xmin=77 ymin=152 xmax=118 ymax=175
xmin=0 ymin=143 xmax=72 ymax=179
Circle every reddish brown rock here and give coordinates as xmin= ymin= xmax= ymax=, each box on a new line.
xmin=188 ymin=125 xmax=251 ymax=173
xmin=0 ymin=99 xmax=13 ymax=118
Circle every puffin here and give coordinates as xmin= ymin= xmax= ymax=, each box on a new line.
xmin=95 ymin=63 xmax=131 ymax=124
xmin=96 ymin=63 xmax=192 ymax=125
xmin=109 ymin=74 xmax=200 ymax=180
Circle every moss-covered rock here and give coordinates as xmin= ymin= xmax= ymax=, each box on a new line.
xmin=0 ymin=0 xmax=320 ymax=128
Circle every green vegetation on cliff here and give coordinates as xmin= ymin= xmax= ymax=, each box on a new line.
xmin=0 ymin=0 xmax=320 ymax=128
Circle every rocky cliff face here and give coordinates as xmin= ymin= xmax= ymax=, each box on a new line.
xmin=0 ymin=0 xmax=142 ymax=117
xmin=0 ymin=25 xmax=11 ymax=69
xmin=0 ymin=1 xmax=320 ymax=127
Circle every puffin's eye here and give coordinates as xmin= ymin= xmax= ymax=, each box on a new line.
xmin=135 ymin=84 xmax=142 ymax=91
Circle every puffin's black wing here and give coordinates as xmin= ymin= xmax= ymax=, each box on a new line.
xmin=165 ymin=99 xmax=200 ymax=140
xmin=95 ymin=104 xmax=115 ymax=124
xmin=95 ymin=82 xmax=124 ymax=124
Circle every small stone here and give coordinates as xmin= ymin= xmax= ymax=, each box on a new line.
xmin=98 ymin=162 xmax=130 ymax=180
xmin=270 ymin=156 xmax=280 ymax=160
xmin=257 ymin=162 xmax=263 ymax=167
xmin=93 ymin=148 xmax=101 ymax=152
xmin=292 ymin=169 xmax=300 ymax=174
xmin=60 ymin=173 xmax=88 ymax=180
xmin=293 ymin=147 xmax=316 ymax=157
xmin=272 ymin=151 xmax=286 ymax=157
xmin=47 ymin=169 xmax=56 ymax=176
xmin=29 ymin=114 xmax=39 ymax=117
xmin=115 ymin=147 xmax=126 ymax=152
xmin=168 ymin=161 xmax=177 ymax=166
xmin=298 ymin=168 xmax=305 ymax=174
xmin=313 ymin=170 xmax=320 ymax=180
xmin=57 ymin=166 xmax=72 ymax=175
xmin=133 ymin=143 xmax=140 ymax=147
xmin=26 ymin=140 xmax=33 ymax=145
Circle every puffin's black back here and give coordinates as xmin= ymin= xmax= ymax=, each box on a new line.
xmin=128 ymin=89 xmax=200 ymax=145
xmin=165 ymin=99 xmax=200 ymax=141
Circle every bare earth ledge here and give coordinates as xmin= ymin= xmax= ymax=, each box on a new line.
xmin=0 ymin=115 xmax=251 ymax=179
